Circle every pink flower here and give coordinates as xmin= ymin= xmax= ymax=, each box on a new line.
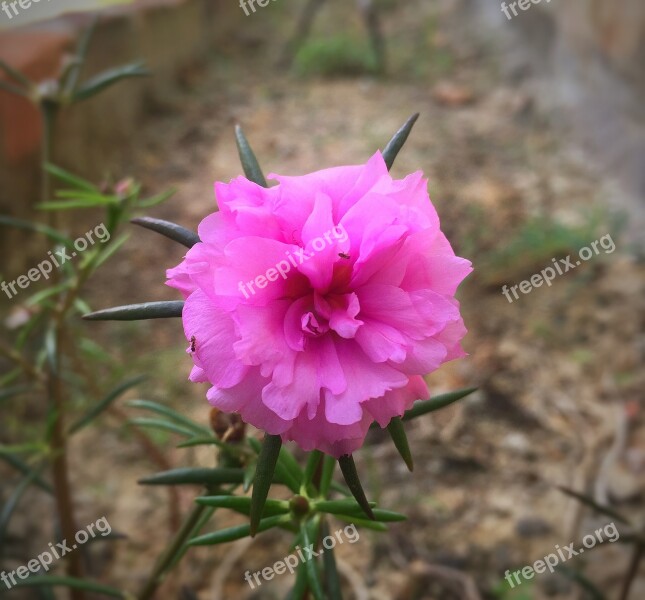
xmin=167 ymin=152 xmax=471 ymax=457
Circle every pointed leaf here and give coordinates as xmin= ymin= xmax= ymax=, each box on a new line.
xmin=313 ymin=499 xmax=376 ymax=516
xmin=303 ymin=450 xmax=324 ymax=490
xmin=136 ymin=188 xmax=177 ymax=208
xmin=74 ymin=62 xmax=149 ymax=102
xmin=45 ymin=164 xmax=96 ymax=192
xmin=128 ymin=418 xmax=196 ymax=438
xmin=300 ymin=521 xmax=325 ymax=600
xmin=557 ymin=486 xmax=631 ymax=525
xmin=127 ymin=399 xmax=210 ymax=436
xmin=64 ymin=16 xmax=98 ymax=94
xmin=69 ymin=375 xmax=146 ymax=434
xmin=195 ymin=495 xmax=289 ymax=517
xmin=401 ymin=387 xmax=478 ymax=422
xmin=83 ymin=301 xmax=184 ymax=321
xmin=0 ymin=79 xmax=29 ymax=97
xmin=387 ymin=417 xmax=413 ymax=471
xmin=321 ymin=522 xmax=344 ymax=599
xmin=0 ymin=58 xmax=32 ymax=88
xmin=250 ymin=434 xmax=282 ymax=536
xmin=332 ymin=513 xmax=387 ymax=532
xmin=235 ymin=125 xmax=268 ymax=187
xmin=0 ymin=467 xmax=46 ymax=549
xmin=188 ymin=514 xmax=288 ymax=546
xmin=243 ymin=461 xmax=256 ymax=493
xmin=0 ymin=216 xmax=74 ymax=249
xmin=288 ymin=561 xmax=309 ymax=600
xmin=138 ymin=467 xmax=245 ymax=487
xmin=0 ymin=452 xmax=52 ymax=494
xmin=319 ymin=454 xmax=336 ymax=497
xmin=338 ymin=455 xmax=375 ymax=520
xmin=381 ymin=113 xmax=419 ymax=170
xmin=131 ymin=217 xmax=200 ymax=248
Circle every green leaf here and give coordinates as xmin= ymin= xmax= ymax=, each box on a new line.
xmin=126 ymin=399 xmax=210 ymax=437
xmin=250 ymin=434 xmax=283 ymax=536
xmin=177 ymin=436 xmax=227 ymax=449
xmin=64 ymin=16 xmax=98 ymax=94
xmin=0 ymin=58 xmax=32 ymax=88
xmin=235 ymin=125 xmax=268 ymax=187
xmin=44 ymin=164 xmax=97 ymax=192
xmin=36 ymin=200 xmax=112 ymax=211
xmin=0 ymin=216 xmax=74 ymax=248
xmin=138 ymin=467 xmax=245 ymax=487
xmin=381 ymin=113 xmax=419 ymax=171
xmin=0 ymin=452 xmax=52 ymax=493
xmin=25 ymin=282 xmax=72 ymax=307
xmin=69 ymin=375 xmax=146 ymax=434
xmin=195 ymin=495 xmax=289 ymax=517
xmin=303 ymin=450 xmax=323 ymax=491
xmin=387 ymin=417 xmax=413 ymax=471
xmin=0 ymin=79 xmax=29 ymax=97
xmin=243 ymin=461 xmax=256 ymax=493
xmin=0 ymin=384 xmax=32 ymax=403
xmin=136 ymin=188 xmax=177 ymax=209
xmin=55 ymin=190 xmax=116 ymax=203
xmin=332 ymin=513 xmax=387 ymax=532
xmin=83 ymin=301 xmax=184 ymax=321
xmin=319 ymin=454 xmax=336 ymax=497
xmin=400 ymin=387 xmax=478 ymax=422
xmin=74 ymin=62 xmax=149 ymax=102
xmin=276 ymin=446 xmax=304 ymax=493
xmin=288 ymin=561 xmax=309 ymax=600
xmin=188 ymin=514 xmax=288 ymax=546
xmin=0 ymin=467 xmax=47 ymax=550
xmin=300 ymin=520 xmax=325 ymax=600
xmin=338 ymin=455 xmax=374 ymax=520
xmin=557 ymin=486 xmax=631 ymax=525
xmin=128 ymin=417 xmax=196 ymax=438
xmin=131 ymin=217 xmax=200 ymax=248
xmin=313 ymin=499 xmax=376 ymax=516
xmin=321 ymin=522 xmax=344 ymax=599
xmin=88 ymin=233 xmax=129 ymax=271
xmin=11 ymin=576 xmax=124 ymax=598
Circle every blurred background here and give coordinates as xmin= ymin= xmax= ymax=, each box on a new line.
xmin=0 ymin=0 xmax=643 ymax=598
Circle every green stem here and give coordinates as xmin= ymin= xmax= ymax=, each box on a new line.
xmin=40 ymin=101 xmax=57 ymax=206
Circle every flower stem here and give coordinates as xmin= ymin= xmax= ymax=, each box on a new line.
xmin=48 ymin=325 xmax=85 ymax=600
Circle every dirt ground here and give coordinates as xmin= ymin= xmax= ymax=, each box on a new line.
xmin=6 ymin=0 xmax=644 ymax=598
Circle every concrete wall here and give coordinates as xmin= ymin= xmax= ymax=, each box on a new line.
xmin=466 ymin=0 xmax=645 ymax=220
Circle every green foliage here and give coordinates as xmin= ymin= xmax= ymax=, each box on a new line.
xmin=294 ymin=35 xmax=379 ymax=77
